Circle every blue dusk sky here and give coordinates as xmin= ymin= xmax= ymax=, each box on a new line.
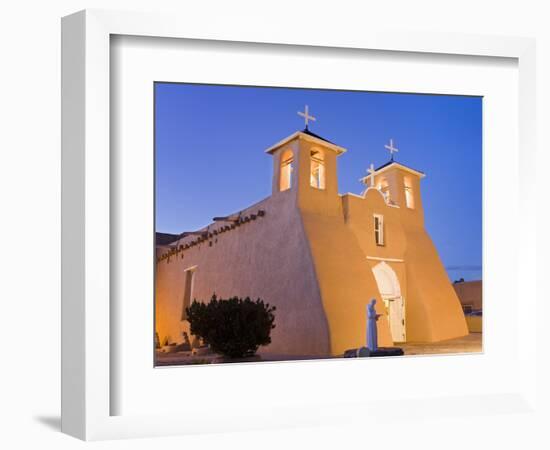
xmin=155 ymin=83 xmax=482 ymax=282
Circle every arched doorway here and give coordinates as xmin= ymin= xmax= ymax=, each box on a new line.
xmin=372 ymin=261 xmax=406 ymax=342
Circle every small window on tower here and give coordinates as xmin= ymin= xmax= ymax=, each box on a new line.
xmin=404 ymin=176 xmax=415 ymax=209
xmin=279 ymin=149 xmax=294 ymax=191
xmin=377 ymin=178 xmax=390 ymax=203
xmin=310 ymin=149 xmax=325 ymax=189
xmin=374 ymin=214 xmax=385 ymax=246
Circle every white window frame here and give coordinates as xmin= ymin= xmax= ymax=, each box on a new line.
xmin=279 ymin=151 xmax=293 ymax=191
xmin=310 ymin=151 xmax=326 ymax=189
xmin=374 ymin=214 xmax=385 ymax=246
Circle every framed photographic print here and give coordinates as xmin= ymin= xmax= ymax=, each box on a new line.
xmin=61 ymin=9 xmax=538 ymax=441
xmin=153 ymin=83 xmax=482 ymax=366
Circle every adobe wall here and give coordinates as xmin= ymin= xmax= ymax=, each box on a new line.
xmin=342 ymin=186 xmax=468 ymax=343
xmin=342 ymin=190 xmax=409 ymax=343
xmin=155 ymin=192 xmax=331 ymax=356
xmin=286 ymin=138 xmax=393 ymax=354
xmin=401 ymin=226 xmax=469 ymax=341
xmin=300 ymin=209 xmax=394 ymax=354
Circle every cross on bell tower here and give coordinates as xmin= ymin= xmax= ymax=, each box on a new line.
xmin=384 ymin=138 xmax=399 ymax=161
xmin=366 ymin=163 xmax=376 ymax=187
xmin=298 ymin=105 xmax=316 ymax=130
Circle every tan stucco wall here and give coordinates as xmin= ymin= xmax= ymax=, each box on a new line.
xmin=402 ymin=228 xmax=468 ymax=341
xmin=155 ymin=192 xmax=331 ymax=356
xmin=300 ymin=211 xmax=393 ymax=354
xmin=289 ymin=138 xmax=393 ymax=354
xmin=342 ymin=166 xmax=468 ymax=343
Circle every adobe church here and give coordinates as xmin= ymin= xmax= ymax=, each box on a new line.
xmin=155 ymin=106 xmax=468 ymax=356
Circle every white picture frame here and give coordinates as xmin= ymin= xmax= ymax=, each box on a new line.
xmin=61 ymin=9 xmax=538 ymax=441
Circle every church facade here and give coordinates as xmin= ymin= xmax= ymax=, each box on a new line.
xmin=155 ymin=119 xmax=468 ymax=357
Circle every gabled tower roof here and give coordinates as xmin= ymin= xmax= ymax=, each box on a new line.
xmin=359 ymin=161 xmax=425 ymax=184
xmin=265 ymin=128 xmax=347 ymax=155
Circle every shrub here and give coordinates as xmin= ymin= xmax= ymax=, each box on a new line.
xmin=186 ymin=295 xmax=276 ymax=358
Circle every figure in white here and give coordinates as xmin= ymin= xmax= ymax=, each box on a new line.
xmin=367 ymin=299 xmax=382 ymax=351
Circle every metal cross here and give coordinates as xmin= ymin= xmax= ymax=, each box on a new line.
xmin=384 ymin=138 xmax=399 ymax=161
xmin=298 ymin=105 xmax=316 ymax=129
xmin=367 ymin=163 xmax=376 ymax=187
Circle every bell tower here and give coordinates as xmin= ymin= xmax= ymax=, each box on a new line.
xmin=360 ymin=139 xmax=426 ymax=223
xmin=265 ymin=106 xmax=347 ymax=215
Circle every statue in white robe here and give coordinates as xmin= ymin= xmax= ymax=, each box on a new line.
xmin=367 ymin=299 xmax=381 ymax=351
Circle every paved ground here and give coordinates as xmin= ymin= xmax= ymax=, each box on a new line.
xmin=400 ymin=332 xmax=482 ymax=356
xmin=155 ymin=351 xmax=331 ymax=366
xmin=155 ymin=333 xmax=482 ymax=366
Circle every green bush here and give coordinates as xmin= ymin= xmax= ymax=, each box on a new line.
xmin=186 ymin=295 xmax=276 ymax=358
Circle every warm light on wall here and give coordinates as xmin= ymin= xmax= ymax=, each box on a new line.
xmin=404 ymin=176 xmax=415 ymax=209
xmin=156 ymin=210 xmax=267 ymax=263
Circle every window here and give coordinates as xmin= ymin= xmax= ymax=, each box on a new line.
xmin=310 ymin=149 xmax=325 ymax=189
xmin=181 ymin=266 xmax=196 ymax=321
xmin=374 ymin=214 xmax=384 ymax=246
xmin=377 ymin=178 xmax=390 ymax=203
xmin=404 ymin=176 xmax=415 ymax=209
xmin=279 ymin=149 xmax=294 ymax=191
